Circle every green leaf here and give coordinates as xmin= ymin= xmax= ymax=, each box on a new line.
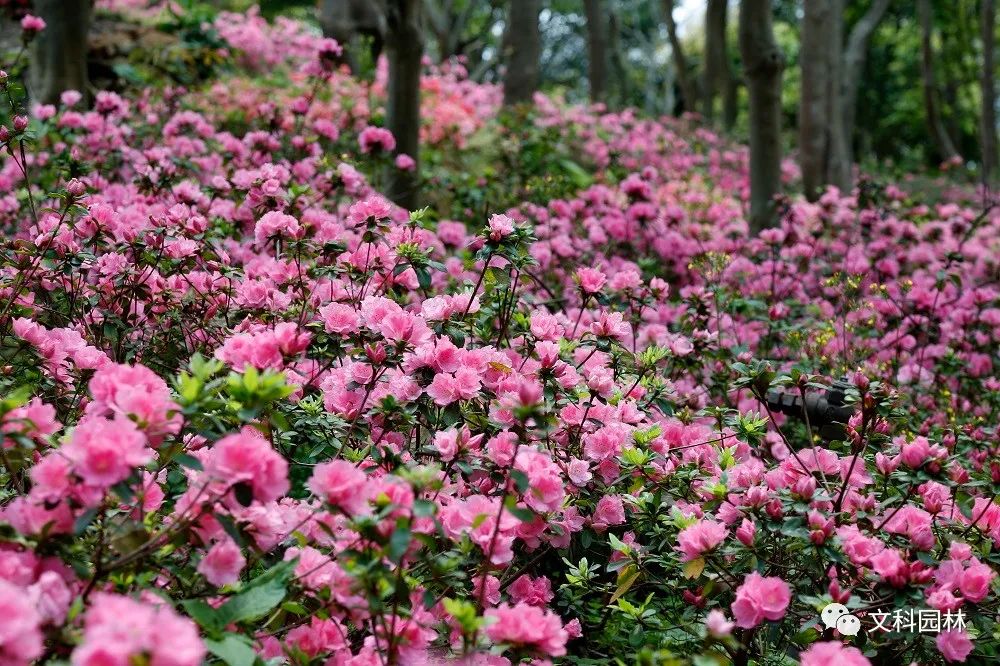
xmin=559 ymin=158 xmax=593 ymax=189
xmin=682 ymin=557 xmax=706 ymax=580
xmin=216 ymin=561 xmax=293 ymax=625
xmin=182 ymin=599 xmax=223 ymax=634
xmin=609 ymin=563 xmax=640 ymax=603
xmin=510 ymin=469 xmax=530 ymax=493
xmin=387 ymin=525 xmax=412 ymax=563
xmin=175 ymin=453 xmax=204 ymax=471
xmin=412 ymin=499 xmax=436 ymax=517
xmin=205 ymin=634 xmax=258 ymax=666
xmin=73 ymin=508 xmax=99 ymax=535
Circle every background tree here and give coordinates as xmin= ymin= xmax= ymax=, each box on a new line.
xmin=799 ymin=0 xmax=894 ymax=199
xmin=583 ymin=0 xmax=609 ymax=103
xmin=703 ymin=0 xmax=733 ymax=124
xmin=29 ymin=0 xmax=91 ymax=105
xmin=799 ymin=0 xmax=837 ymax=200
xmin=917 ymin=0 xmax=961 ymax=161
xmin=740 ymin=0 xmax=785 ymax=230
xmin=317 ymin=0 xmax=386 ymax=73
xmin=503 ymin=0 xmax=541 ymax=105
xmin=839 ymin=0 xmax=892 ymax=181
xmin=384 ymin=0 xmax=422 ymax=208
xmin=980 ymin=0 xmax=997 ymax=183
xmin=424 ymin=0 xmax=501 ymax=65
xmin=661 ymin=0 xmax=697 ymax=114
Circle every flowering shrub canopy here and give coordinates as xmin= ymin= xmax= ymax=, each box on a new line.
xmin=0 ymin=5 xmax=998 ymax=666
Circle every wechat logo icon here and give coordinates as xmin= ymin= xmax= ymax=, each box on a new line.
xmin=821 ymin=602 xmax=862 ymax=637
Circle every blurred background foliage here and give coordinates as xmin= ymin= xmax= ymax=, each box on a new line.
xmin=4 ymin=0 xmax=994 ymax=180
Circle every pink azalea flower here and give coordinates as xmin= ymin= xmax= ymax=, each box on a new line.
xmin=205 ymin=427 xmax=289 ymax=503
xmin=0 ymin=579 xmax=43 ymax=665
xmin=800 ymin=642 xmax=871 ymax=666
xmin=937 ymin=629 xmax=974 ymax=663
xmin=676 ymin=519 xmax=727 ymax=561
xmin=730 ymin=572 xmax=791 ymax=628
xmin=591 ymin=495 xmax=625 ymax=532
xmin=705 ymin=609 xmax=734 ymax=637
xmin=198 ymin=537 xmax=246 ymax=587
xmin=308 ymin=459 xmax=370 ymax=516
xmin=358 ymin=126 xmax=396 ymax=153
xmin=19 ymin=14 xmax=45 ymax=34
xmin=63 ymin=414 xmax=152 ymax=487
xmin=485 ymin=603 xmax=569 ymax=657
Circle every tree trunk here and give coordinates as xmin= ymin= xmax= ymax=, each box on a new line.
xmin=704 ymin=0 xmax=728 ymax=122
xmin=28 ymin=0 xmax=91 ymax=106
xmin=824 ymin=0 xmax=850 ymax=192
xmin=739 ymin=0 xmax=785 ymax=232
xmin=584 ymin=0 xmax=609 ymax=104
xmin=799 ymin=0 xmax=832 ymax=201
xmin=840 ymin=0 xmax=892 ymax=182
xmin=723 ymin=69 xmax=739 ymax=130
xmin=661 ymin=0 xmax=697 ymax=115
xmin=502 ymin=0 xmax=541 ymax=106
xmin=917 ymin=0 xmax=961 ymax=161
xmin=608 ymin=10 xmax=629 ymax=107
xmin=981 ymin=0 xmax=998 ymax=182
xmin=384 ymin=0 xmax=422 ymax=209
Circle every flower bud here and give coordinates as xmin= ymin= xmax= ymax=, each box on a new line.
xmin=66 ymin=178 xmax=86 ymax=197
xmin=852 ymin=370 xmax=869 ymax=392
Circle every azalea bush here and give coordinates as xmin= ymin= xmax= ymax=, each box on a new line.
xmin=0 ymin=5 xmax=999 ymax=666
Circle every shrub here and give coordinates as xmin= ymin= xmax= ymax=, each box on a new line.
xmin=0 ymin=6 xmax=998 ymax=666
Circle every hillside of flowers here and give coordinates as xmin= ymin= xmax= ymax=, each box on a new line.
xmin=0 ymin=6 xmax=999 ymax=666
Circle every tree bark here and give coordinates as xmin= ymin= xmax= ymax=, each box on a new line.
xmin=584 ymin=0 xmax=609 ymax=104
xmin=840 ymin=0 xmax=892 ymax=182
xmin=662 ymin=0 xmax=697 ymax=115
xmin=917 ymin=0 xmax=961 ymax=161
xmin=28 ymin=0 xmax=91 ymax=106
xmin=824 ymin=0 xmax=850 ymax=192
xmin=799 ymin=0 xmax=832 ymax=201
xmin=608 ymin=10 xmax=629 ymax=106
xmin=384 ymin=0 xmax=422 ymax=209
xmin=981 ymin=0 xmax=998 ymax=182
xmin=502 ymin=0 xmax=541 ymax=106
xmin=723 ymin=68 xmax=739 ymax=130
xmin=703 ymin=0 xmax=728 ymax=122
xmin=739 ymin=0 xmax=785 ymax=232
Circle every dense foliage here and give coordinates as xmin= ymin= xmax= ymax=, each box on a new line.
xmin=0 ymin=5 xmax=999 ymax=666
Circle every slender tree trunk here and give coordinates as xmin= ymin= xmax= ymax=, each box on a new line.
xmin=584 ymin=0 xmax=609 ymax=103
xmin=662 ymin=0 xmax=697 ymax=114
xmin=384 ymin=0 xmax=422 ymax=209
xmin=608 ymin=11 xmax=629 ymax=106
xmin=917 ymin=0 xmax=961 ymax=161
xmin=840 ymin=0 xmax=892 ymax=179
xmin=28 ymin=0 xmax=91 ymax=106
xmin=723 ymin=69 xmax=739 ymax=130
xmin=799 ymin=0 xmax=832 ymax=201
xmin=824 ymin=0 xmax=850 ymax=192
xmin=502 ymin=0 xmax=541 ymax=106
xmin=703 ymin=0 xmax=728 ymax=122
xmin=981 ymin=0 xmax=998 ymax=182
xmin=739 ymin=0 xmax=785 ymax=232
